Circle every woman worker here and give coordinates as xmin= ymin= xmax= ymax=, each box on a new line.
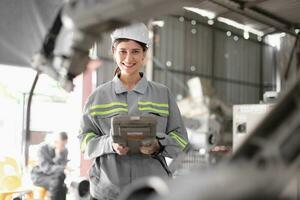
xmin=79 ymin=23 xmax=188 ymax=200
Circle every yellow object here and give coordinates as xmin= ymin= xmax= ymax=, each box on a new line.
xmin=0 ymin=157 xmax=33 ymax=200
xmin=2 ymin=157 xmax=19 ymax=173
xmin=34 ymin=186 xmax=48 ymax=200
xmin=1 ymin=175 xmax=21 ymax=190
xmin=0 ymin=190 xmax=33 ymax=200
xmin=0 ymin=157 xmax=21 ymax=191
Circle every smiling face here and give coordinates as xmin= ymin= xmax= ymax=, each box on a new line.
xmin=113 ymin=39 xmax=146 ymax=77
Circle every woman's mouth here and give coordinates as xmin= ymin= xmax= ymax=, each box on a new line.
xmin=122 ymin=63 xmax=135 ymax=68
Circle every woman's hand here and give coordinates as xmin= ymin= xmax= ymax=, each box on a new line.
xmin=140 ymin=140 xmax=160 ymax=155
xmin=112 ymin=143 xmax=129 ymax=155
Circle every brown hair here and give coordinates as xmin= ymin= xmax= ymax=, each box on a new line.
xmin=59 ymin=131 xmax=68 ymax=141
xmin=112 ymin=38 xmax=148 ymax=76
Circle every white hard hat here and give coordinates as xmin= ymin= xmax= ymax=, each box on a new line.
xmin=111 ymin=23 xmax=150 ymax=47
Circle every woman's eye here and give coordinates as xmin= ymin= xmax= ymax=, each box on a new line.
xmin=132 ymin=50 xmax=140 ymax=54
xmin=119 ymin=51 xmax=127 ymax=54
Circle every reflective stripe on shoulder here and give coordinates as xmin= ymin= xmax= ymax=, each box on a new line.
xmin=169 ymin=131 xmax=188 ymax=149
xmin=138 ymin=101 xmax=169 ymax=108
xmin=138 ymin=107 xmax=169 ymax=116
xmin=90 ymin=108 xmax=128 ymax=116
xmin=89 ymin=102 xmax=128 ymax=110
xmin=138 ymin=101 xmax=169 ymax=116
xmin=80 ymin=132 xmax=97 ymax=152
xmin=89 ymin=102 xmax=128 ymax=116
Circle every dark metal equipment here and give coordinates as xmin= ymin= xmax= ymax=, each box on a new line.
xmin=112 ymin=115 xmax=157 ymax=154
xmin=118 ymin=177 xmax=169 ymax=200
xmin=70 ymin=179 xmax=90 ymax=200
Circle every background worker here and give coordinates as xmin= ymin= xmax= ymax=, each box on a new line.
xmin=79 ymin=23 xmax=189 ymax=200
xmin=31 ymin=131 xmax=68 ymax=200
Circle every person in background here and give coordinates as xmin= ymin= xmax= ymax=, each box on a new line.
xmin=31 ymin=131 xmax=69 ymax=200
xmin=79 ymin=23 xmax=188 ymax=200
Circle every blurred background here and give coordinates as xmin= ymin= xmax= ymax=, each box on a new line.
xmin=0 ymin=0 xmax=300 ymax=199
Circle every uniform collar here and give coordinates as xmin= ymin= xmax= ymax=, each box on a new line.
xmin=113 ymin=72 xmax=148 ymax=94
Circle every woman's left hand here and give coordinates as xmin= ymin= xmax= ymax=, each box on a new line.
xmin=140 ymin=140 xmax=160 ymax=155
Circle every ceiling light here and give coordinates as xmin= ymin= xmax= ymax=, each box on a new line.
xmin=265 ymin=32 xmax=286 ymax=50
xmin=243 ymin=31 xmax=249 ymax=39
xmin=233 ymin=36 xmax=239 ymax=41
xmin=208 ymin=19 xmax=214 ymax=25
xmin=257 ymin=36 xmax=262 ymax=42
xmin=217 ymin=17 xmax=264 ymax=37
xmin=179 ymin=16 xmax=185 ymax=22
xmin=191 ymin=29 xmax=197 ymax=34
xmin=184 ymin=7 xmax=216 ymax=19
xmin=152 ymin=20 xmax=164 ymax=27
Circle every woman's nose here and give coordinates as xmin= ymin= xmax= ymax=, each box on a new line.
xmin=125 ymin=53 xmax=133 ymax=62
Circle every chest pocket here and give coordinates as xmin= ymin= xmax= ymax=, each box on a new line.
xmin=137 ymin=101 xmax=169 ymax=134
xmin=89 ymin=102 xmax=128 ymax=135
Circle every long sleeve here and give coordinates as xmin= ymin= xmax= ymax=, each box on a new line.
xmin=36 ymin=145 xmax=65 ymax=175
xmin=53 ymin=149 xmax=68 ymax=166
xmin=78 ymin=97 xmax=115 ymax=160
xmin=158 ymin=89 xmax=189 ymax=158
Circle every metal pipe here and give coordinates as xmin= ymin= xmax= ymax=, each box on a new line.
xmin=211 ymin=29 xmax=216 ymax=87
xmin=259 ymin=38 xmax=264 ymax=100
xmin=242 ymin=0 xmax=269 ymax=8
xmin=284 ymin=35 xmax=299 ymax=81
xmin=23 ymin=71 xmax=40 ymax=167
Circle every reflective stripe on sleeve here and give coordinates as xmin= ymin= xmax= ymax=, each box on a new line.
xmin=169 ymin=131 xmax=188 ymax=149
xmin=80 ymin=132 xmax=97 ymax=152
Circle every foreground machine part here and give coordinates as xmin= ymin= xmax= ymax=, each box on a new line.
xmin=118 ymin=177 xmax=169 ymax=200
xmin=32 ymin=0 xmax=198 ymax=91
xmin=70 ymin=179 xmax=90 ymax=200
xmin=119 ymin=72 xmax=300 ymax=200
xmin=118 ymin=165 xmax=294 ymax=200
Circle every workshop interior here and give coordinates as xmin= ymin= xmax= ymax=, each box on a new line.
xmin=0 ymin=0 xmax=300 ymax=199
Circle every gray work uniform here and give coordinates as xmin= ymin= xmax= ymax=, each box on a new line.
xmin=79 ymin=73 xmax=188 ymax=199
xmin=31 ymin=143 xmax=68 ymax=200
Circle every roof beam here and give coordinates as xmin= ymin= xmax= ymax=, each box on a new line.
xmin=232 ymin=0 xmax=269 ymax=9
xmin=208 ymin=0 xmax=299 ymax=36
xmin=232 ymin=0 xmax=295 ymax=27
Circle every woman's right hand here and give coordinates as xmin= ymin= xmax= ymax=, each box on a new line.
xmin=112 ymin=143 xmax=129 ymax=155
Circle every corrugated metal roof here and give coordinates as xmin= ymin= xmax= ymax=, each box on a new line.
xmin=258 ymin=0 xmax=300 ymax=25
xmin=190 ymin=0 xmax=300 ymax=36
